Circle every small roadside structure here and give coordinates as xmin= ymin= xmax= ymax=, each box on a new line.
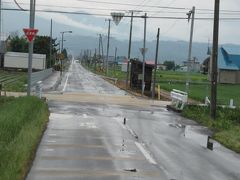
xmin=4 ymin=52 xmax=46 ymax=71
xmin=130 ymin=59 xmax=154 ymax=91
xmin=0 ymin=33 xmax=8 ymax=69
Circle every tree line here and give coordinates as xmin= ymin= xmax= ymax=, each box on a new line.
xmin=7 ymin=34 xmax=68 ymax=68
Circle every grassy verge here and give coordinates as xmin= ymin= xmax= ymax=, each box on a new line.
xmin=0 ymin=96 xmax=49 ymax=180
xmin=182 ymin=105 xmax=240 ymax=153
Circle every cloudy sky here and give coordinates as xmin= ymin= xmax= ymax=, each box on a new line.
xmin=2 ymin=0 xmax=240 ymax=44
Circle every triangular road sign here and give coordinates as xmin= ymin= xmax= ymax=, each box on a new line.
xmin=111 ymin=12 xmax=124 ymax=26
xmin=23 ymin=28 xmax=38 ymax=42
xmin=139 ymin=48 xmax=148 ymax=56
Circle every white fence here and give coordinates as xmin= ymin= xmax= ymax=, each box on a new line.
xmin=170 ymin=89 xmax=188 ymax=110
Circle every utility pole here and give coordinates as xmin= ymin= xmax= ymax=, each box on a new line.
xmin=49 ymin=19 xmax=53 ymax=68
xmin=211 ymin=0 xmax=220 ymax=119
xmin=95 ymin=48 xmax=97 ymax=72
xmin=114 ymin=47 xmax=117 ymax=75
xmin=152 ymin=28 xmax=160 ymax=99
xmin=100 ymin=34 xmax=104 ymax=69
xmin=98 ymin=34 xmax=101 ymax=57
xmin=106 ymin=19 xmax=111 ymax=75
xmin=126 ymin=11 xmax=134 ymax=90
xmin=186 ymin=6 xmax=195 ymax=93
xmin=142 ymin=13 xmax=147 ymax=96
xmin=27 ymin=0 xmax=36 ymax=96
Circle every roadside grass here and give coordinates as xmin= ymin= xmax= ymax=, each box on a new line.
xmin=182 ymin=105 xmax=240 ymax=153
xmin=0 ymin=96 xmax=49 ymax=180
xmin=160 ymin=81 xmax=240 ymax=105
xmin=0 ymin=70 xmax=27 ymax=92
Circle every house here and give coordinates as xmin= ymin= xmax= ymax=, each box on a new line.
xmin=217 ymin=47 xmax=240 ymax=84
xmin=183 ymin=57 xmax=201 ymax=72
xmin=204 ymin=47 xmax=240 ymax=84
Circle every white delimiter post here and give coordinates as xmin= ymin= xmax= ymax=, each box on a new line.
xmin=27 ymin=0 xmax=36 ymax=96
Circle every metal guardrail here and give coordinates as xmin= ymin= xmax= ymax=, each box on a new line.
xmin=31 ymin=68 xmax=53 ymax=86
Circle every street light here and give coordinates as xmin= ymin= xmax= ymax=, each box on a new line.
xmin=60 ymin=31 xmax=72 ymax=52
xmin=60 ymin=31 xmax=72 ymax=76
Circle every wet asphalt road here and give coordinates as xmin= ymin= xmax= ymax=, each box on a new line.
xmin=27 ymin=61 xmax=240 ymax=180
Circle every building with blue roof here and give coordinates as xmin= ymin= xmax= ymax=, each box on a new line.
xmin=217 ymin=47 xmax=240 ymax=84
xmin=203 ymin=47 xmax=240 ymax=84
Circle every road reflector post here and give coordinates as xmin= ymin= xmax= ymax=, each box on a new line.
xmin=35 ymin=81 xmax=43 ymax=98
xmin=207 ymin=136 xmax=213 ymax=151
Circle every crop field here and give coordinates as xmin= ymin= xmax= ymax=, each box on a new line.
xmin=83 ymin=64 xmax=240 ymax=106
xmin=0 ymin=70 xmax=27 ymax=92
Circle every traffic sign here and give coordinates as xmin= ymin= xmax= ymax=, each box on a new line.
xmin=111 ymin=12 xmax=124 ymax=26
xmin=139 ymin=48 xmax=148 ymax=56
xmin=23 ymin=28 xmax=38 ymax=42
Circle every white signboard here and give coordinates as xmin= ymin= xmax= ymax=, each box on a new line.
xmin=121 ymin=63 xmax=128 ymax=72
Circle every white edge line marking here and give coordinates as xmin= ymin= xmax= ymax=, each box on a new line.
xmin=62 ymin=73 xmax=70 ymax=92
xmin=135 ymin=142 xmax=157 ymax=165
xmin=48 ymin=134 xmax=57 ymax=136
xmin=45 ymin=149 xmax=55 ymax=152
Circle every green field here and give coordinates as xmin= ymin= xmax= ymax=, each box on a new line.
xmin=83 ymin=64 xmax=240 ymax=106
xmin=0 ymin=96 xmax=49 ymax=179
xmin=0 ymin=70 xmax=27 ymax=92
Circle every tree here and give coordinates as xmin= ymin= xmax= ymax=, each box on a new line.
xmin=7 ymin=35 xmax=28 ymax=53
xmin=7 ymin=35 xmax=58 ymax=68
xmin=163 ymin=61 xmax=175 ymax=70
xmin=33 ymin=36 xmax=58 ymax=67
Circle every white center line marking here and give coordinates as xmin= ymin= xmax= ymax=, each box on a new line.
xmin=62 ymin=73 xmax=70 ymax=92
xmin=135 ymin=142 xmax=157 ymax=165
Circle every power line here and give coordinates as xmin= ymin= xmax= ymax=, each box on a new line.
xmin=13 ymin=0 xmax=25 ymax=10
xmin=2 ymin=8 xmax=240 ymax=20
xmin=3 ymin=1 xmax=240 ymax=14
xmin=75 ymin=0 xmax=189 ymax=10
xmin=74 ymin=0 xmax=240 ymax=13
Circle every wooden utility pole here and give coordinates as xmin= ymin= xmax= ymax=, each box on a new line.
xmin=114 ymin=47 xmax=117 ymax=75
xmin=211 ymin=0 xmax=220 ymax=119
xmin=49 ymin=19 xmax=53 ymax=68
xmin=141 ymin=13 xmax=147 ymax=96
xmin=126 ymin=11 xmax=134 ymax=90
xmin=152 ymin=28 xmax=160 ymax=99
xmin=106 ymin=19 xmax=111 ymax=75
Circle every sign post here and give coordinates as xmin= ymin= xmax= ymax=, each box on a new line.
xmin=23 ymin=27 xmax=38 ymax=96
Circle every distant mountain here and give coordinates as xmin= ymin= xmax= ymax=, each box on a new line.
xmin=2 ymin=10 xmax=240 ymax=65
xmin=65 ymin=35 xmax=240 ymax=65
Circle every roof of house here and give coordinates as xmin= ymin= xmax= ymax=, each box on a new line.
xmin=218 ymin=47 xmax=240 ymax=70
